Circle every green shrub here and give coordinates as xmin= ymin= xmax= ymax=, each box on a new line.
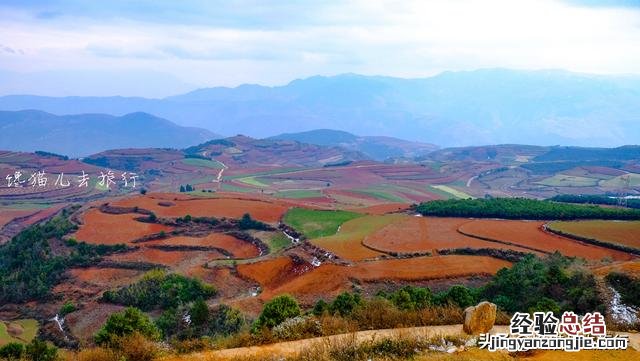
xmin=95 ymin=307 xmax=160 ymax=346
xmin=330 ymin=292 xmax=362 ymax=317
xmin=101 ymin=269 xmax=216 ymax=311
xmin=253 ymin=295 xmax=301 ymax=331
xmin=0 ymin=342 xmax=24 ymax=361
xmin=24 ymin=339 xmax=58 ymax=361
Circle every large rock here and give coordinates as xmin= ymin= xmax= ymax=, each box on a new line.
xmin=463 ymin=301 xmax=497 ymax=334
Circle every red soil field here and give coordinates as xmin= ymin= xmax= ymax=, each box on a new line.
xmin=254 ymin=255 xmax=510 ymax=304
xmin=458 ymin=220 xmax=634 ymax=261
xmin=236 ymin=256 xmax=301 ymax=290
xmin=0 ymin=209 xmax=35 ymax=228
xmin=363 ymin=216 xmax=539 ymax=255
xmin=349 ymin=203 xmax=411 ymax=215
xmin=68 ymin=267 xmax=144 ymax=288
xmin=144 ymin=233 xmax=260 ymax=259
xmin=548 ymin=220 xmax=640 ymax=250
xmin=592 ymin=260 xmax=640 ymax=276
xmin=104 ymin=247 xmax=224 ymax=270
xmin=189 ymin=266 xmax=257 ymax=302
xmin=113 ymin=194 xmax=289 ymax=222
xmin=73 ymin=209 xmax=171 ymax=245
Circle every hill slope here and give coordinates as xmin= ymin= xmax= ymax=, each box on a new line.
xmin=269 ymin=129 xmax=438 ymax=160
xmin=0 ymin=110 xmax=219 ymax=157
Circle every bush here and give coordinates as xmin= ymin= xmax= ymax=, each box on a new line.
xmin=60 ymin=301 xmax=76 ymax=316
xmin=330 ymin=292 xmax=362 ymax=317
xmin=253 ymin=295 xmax=301 ymax=331
xmin=116 ymin=332 xmax=160 ymax=361
xmin=437 ymin=285 xmax=475 ymax=308
xmin=95 ymin=307 xmax=161 ymax=346
xmin=380 ymin=286 xmax=431 ymax=310
xmin=272 ymin=316 xmax=322 ymax=341
xmin=24 ymin=339 xmax=58 ymax=361
xmin=101 ymin=269 xmax=216 ymax=311
xmin=0 ymin=343 xmax=24 ymax=361
xmin=483 ymin=253 xmax=604 ymax=314
xmin=238 ymin=213 xmax=269 ymax=230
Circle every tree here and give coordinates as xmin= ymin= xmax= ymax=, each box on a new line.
xmin=312 ymin=299 xmax=329 ymax=316
xmin=190 ymin=299 xmax=209 ymax=328
xmin=95 ymin=307 xmax=161 ymax=346
xmin=0 ymin=343 xmax=24 ymax=361
xmin=331 ymin=292 xmax=362 ymax=316
xmin=59 ymin=301 xmax=76 ymax=316
xmin=140 ymin=188 xmax=147 ymax=195
xmin=441 ymin=285 xmax=475 ymax=308
xmin=24 ymin=339 xmax=57 ymax=361
xmin=253 ymin=295 xmax=301 ymax=331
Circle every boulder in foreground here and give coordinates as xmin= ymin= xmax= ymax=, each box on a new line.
xmin=463 ymin=301 xmax=497 ymax=334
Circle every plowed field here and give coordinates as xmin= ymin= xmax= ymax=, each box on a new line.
xmin=459 ymin=220 xmax=634 ymax=261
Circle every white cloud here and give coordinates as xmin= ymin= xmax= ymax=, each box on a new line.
xmin=1 ymin=0 xmax=640 ymax=95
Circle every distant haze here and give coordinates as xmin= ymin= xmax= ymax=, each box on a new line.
xmin=1 ymin=69 xmax=639 ymax=148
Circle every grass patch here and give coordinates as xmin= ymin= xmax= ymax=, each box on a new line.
xmin=275 ymin=189 xmax=323 ymax=199
xmin=181 ymin=158 xmax=225 ymax=169
xmin=429 ymin=185 xmax=474 ymax=199
xmin=0 ymin=319 xmax=38 ymax=345
xmin=283 ymin=208 xmax=362 ymax=239
xmin=267 ymin=233 xmax=292 ymax=252
xmin=312 ymin=214 xmax=402 ymax=260
xmin=221 ymin=183 xmax=255 ymax=193
xmin=237 ymin=177 xmax=270 ymax=188
xmin=600 ymin=173 xmax=640 ymax=188
xmin=224 ymin=168 xmax=305 ymax=180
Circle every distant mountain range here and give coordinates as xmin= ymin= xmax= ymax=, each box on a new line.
xmin=269 ymin=129 xmax=437 ymax=160
xmin=0 ymin=69 xmax=640 ymax=147
xmin=0 ymin=110 xmax=219 ymax=157
xmin=2 ymin=69 xmax=640 ymax=147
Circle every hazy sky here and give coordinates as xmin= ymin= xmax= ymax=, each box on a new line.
xmin=1 ymin=0 xmax=639 ymax=97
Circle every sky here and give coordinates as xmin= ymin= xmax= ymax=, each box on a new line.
xmin=1 ymin=0 xmax=639 ymax=97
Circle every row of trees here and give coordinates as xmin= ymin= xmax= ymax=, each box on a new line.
xmin=549 ymin=194 xmax=640 ymax=209
xmin=414 ymin=197 xmax=640 ymax=220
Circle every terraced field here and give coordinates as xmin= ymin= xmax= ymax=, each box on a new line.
xmin=548 ymin=220 xmax=640 ymax=251
xmin=112 ymin=193 xmax=290 ymax=222
xmin=311 ymin=214 xmax=404 ymax=261
xmin=363 ymin=216 xmax=538 ymax=255
xmin=458 ymin=220 xmax=634 ymax=261
xmin=283 ymin=208 xmax=362 ymax=239
xmin=239 ymin=255 xmax=511 ymax=304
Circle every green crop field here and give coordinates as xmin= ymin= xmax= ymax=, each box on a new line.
xmin=352 ymin=186 xmax=409 ymax=203
xmin=181 ymin=158 xmax=225 ymax=169
xmin=429 ymin=185 xmax=474 ymax=199
xmin=267 ymin=232 xmax=291 ymax=253
xmin=600 ymin=173 xmax=640 ymax=188
xmin=312 ymin=214 xmax=403 ymax=261
xmin=236 ymin=176 xmax=270 ymax=188
xmin=283 ymin=208 xmax=362 ymax=239
xmin=275 ymin=189 xmax=323 ymax=199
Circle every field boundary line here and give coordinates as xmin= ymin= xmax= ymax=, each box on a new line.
xmin=543 ymin=223 xmax=640 ymax=256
